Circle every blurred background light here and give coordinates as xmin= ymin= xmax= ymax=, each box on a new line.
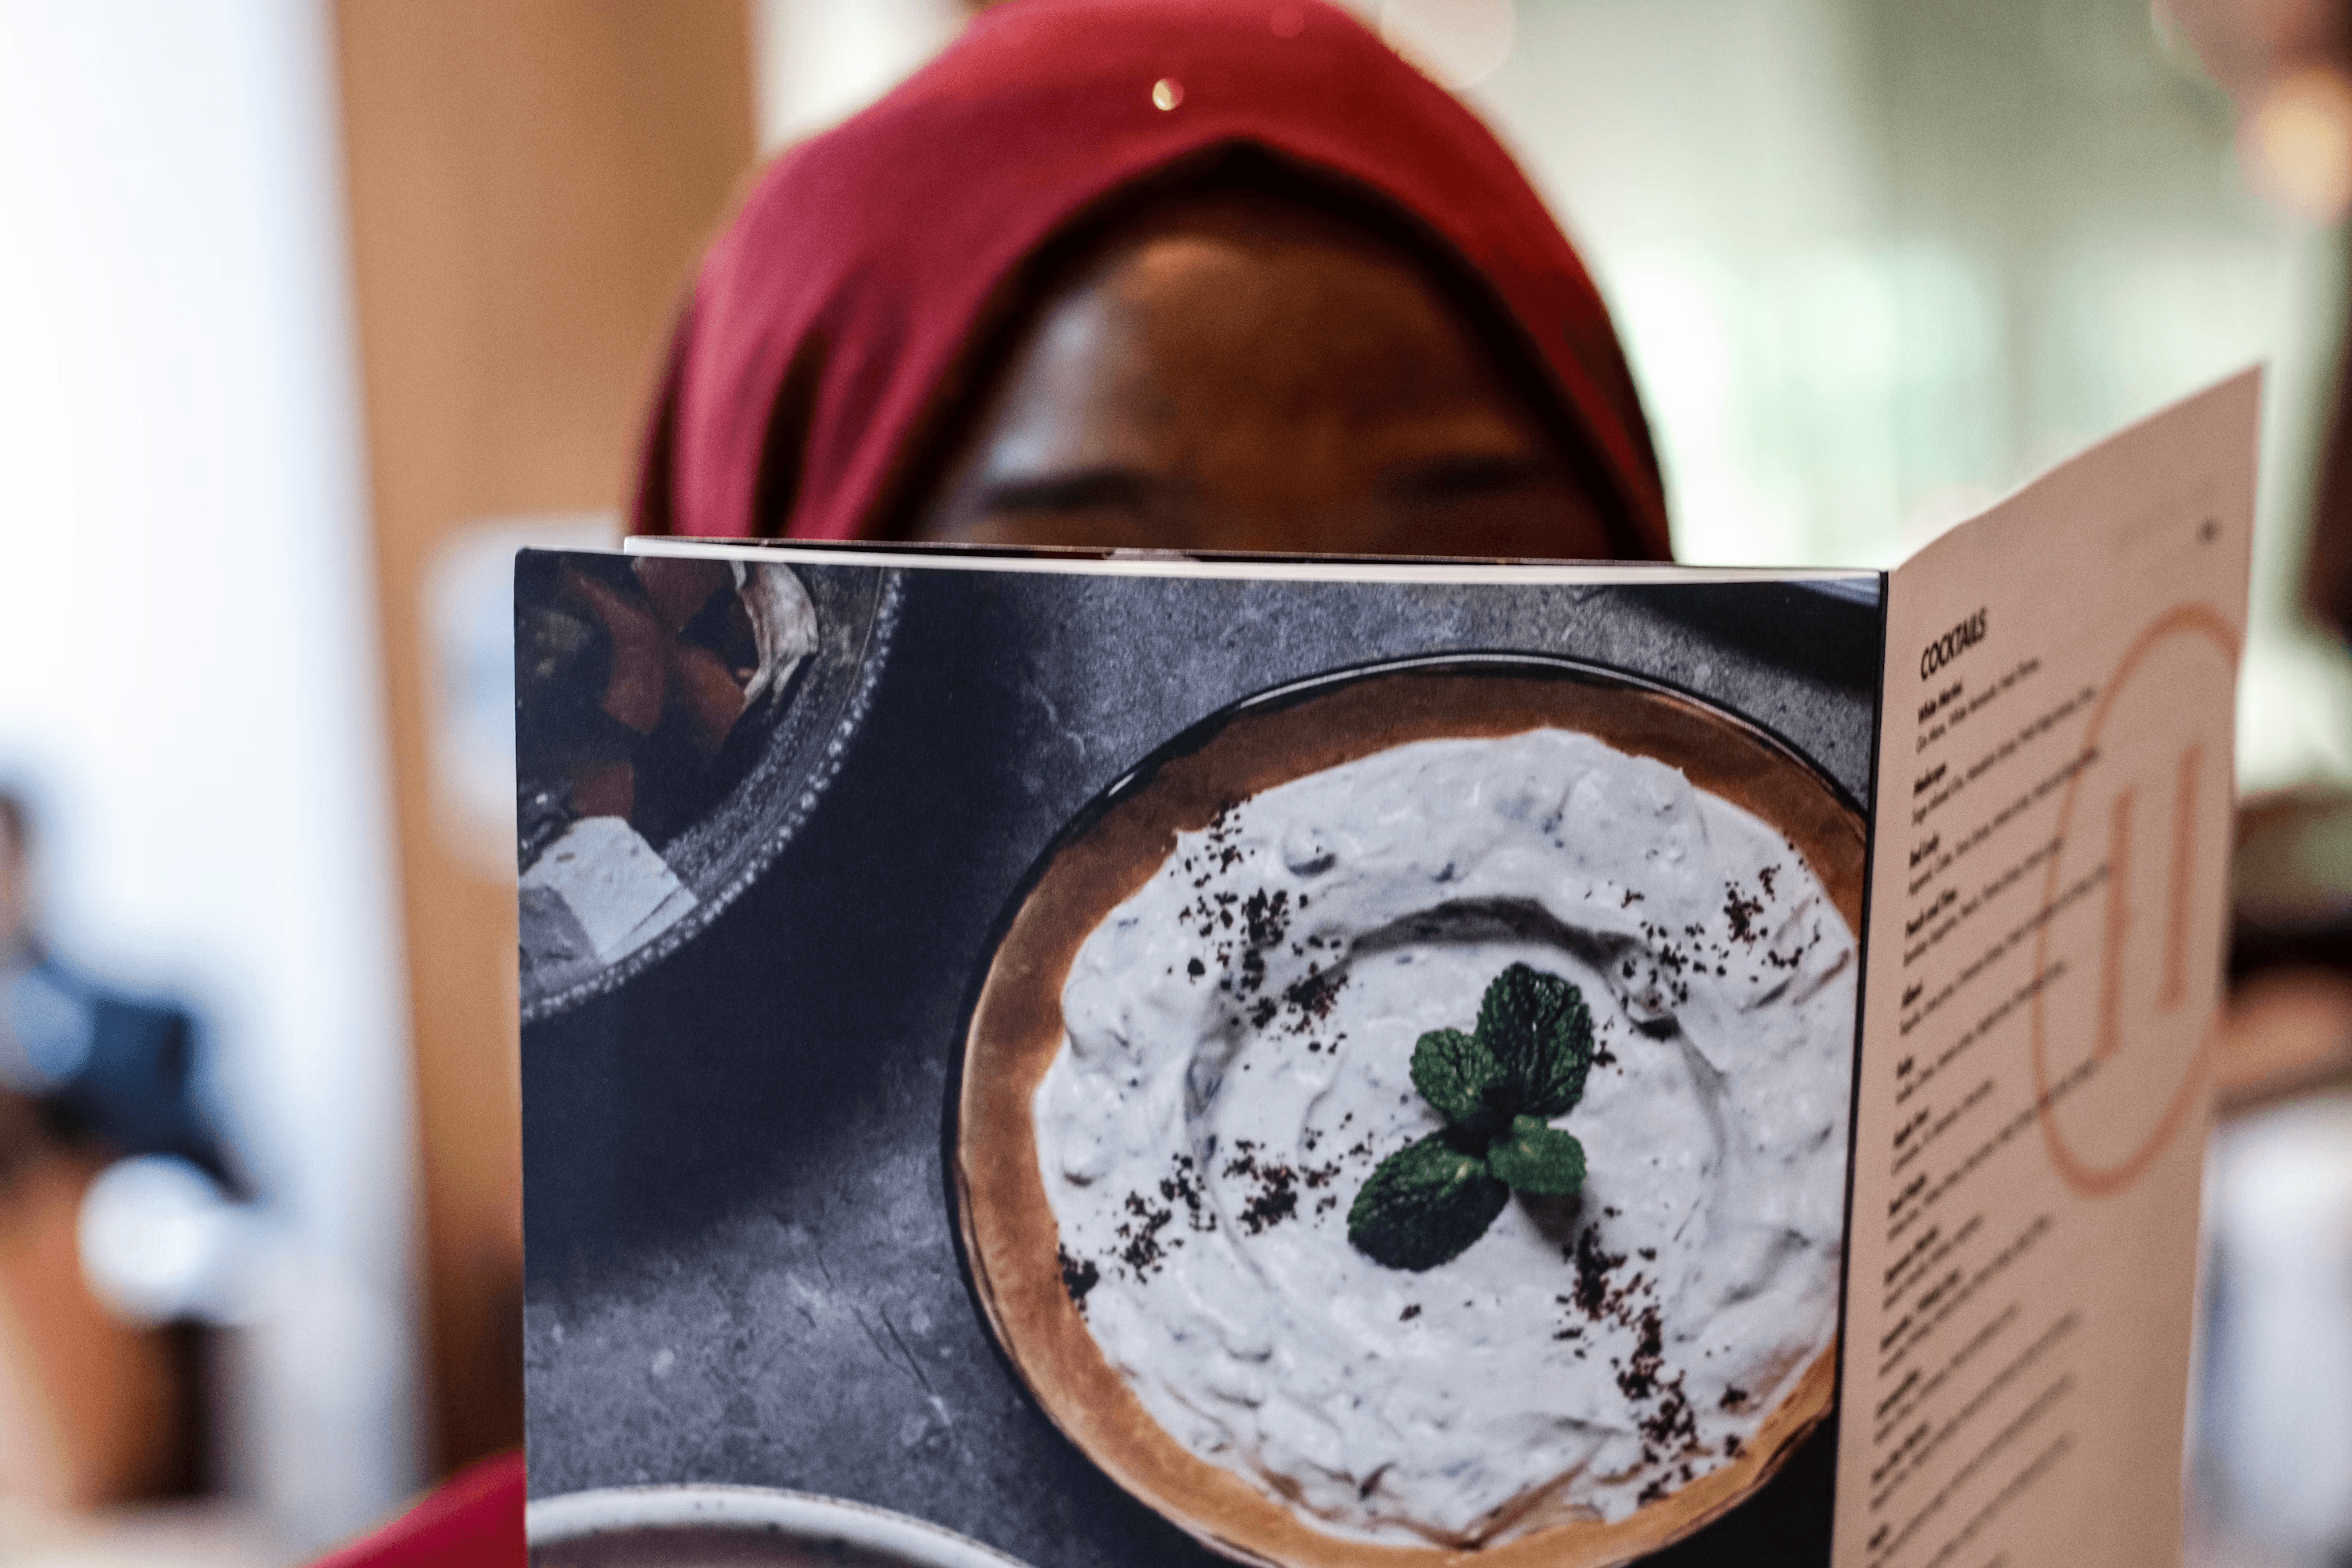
xmin=2243 ymin=64 xmax=2352 ymax=223
xmin=752 ymin=0 xmax=961 ymax=150
xmin=78 ymin=1157 xmax=262 ymax=1328
xmin=1444 ymin=0 xmax=2346 ymax=800
xmin=1379 ymin=0 xmax=1517 ymax=90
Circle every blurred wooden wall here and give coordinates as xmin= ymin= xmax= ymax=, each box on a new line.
xmin=334 ymin=0 xmax=757 ymax=1474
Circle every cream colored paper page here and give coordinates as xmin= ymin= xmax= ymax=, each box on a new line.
xmin=1836 ymin=370 xmax=2259 ymax=1568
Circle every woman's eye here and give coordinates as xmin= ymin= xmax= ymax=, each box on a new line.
xmin=1383 ymin=453 xmax=1554 ymax=503
xmin=978 ymin=469 xmax=1158 ymax=517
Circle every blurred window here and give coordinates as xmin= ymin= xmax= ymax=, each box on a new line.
xmin=1435 ymin=0 xmax=2346 ymax=790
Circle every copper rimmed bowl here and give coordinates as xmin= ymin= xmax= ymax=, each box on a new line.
xmin=526 ymin=1486 xmax=1034 ymax=1567
xmin=951 ymin=654 xmax=1862 ymax=1568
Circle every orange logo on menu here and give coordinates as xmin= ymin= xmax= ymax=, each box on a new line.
xmin=2032 ymin=605 xmax=2236 ymax=1198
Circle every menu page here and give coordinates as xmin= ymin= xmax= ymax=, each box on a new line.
xmin=1837 ymin=370 xmax=2259 ymax=1568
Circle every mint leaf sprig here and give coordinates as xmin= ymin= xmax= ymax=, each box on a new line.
xmin=1347 ymin=964 xmax=1594 ymax=1272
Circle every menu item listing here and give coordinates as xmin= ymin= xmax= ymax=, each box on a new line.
xmin=1838 ymin=370 xmax=2255 ymax=1568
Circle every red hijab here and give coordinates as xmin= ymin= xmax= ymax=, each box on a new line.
xmin=634 ymin=0 xmax=1670 ymax=559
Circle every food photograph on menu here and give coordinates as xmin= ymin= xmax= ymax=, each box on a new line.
xmin=518 ymin=547 xmax=1876 ymax=1568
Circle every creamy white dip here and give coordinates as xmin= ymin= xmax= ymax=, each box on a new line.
xmin=1034 ymin=728 xmax=1854 ymax=1548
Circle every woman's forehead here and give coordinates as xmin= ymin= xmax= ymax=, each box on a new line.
xmin=1017 ymin=194 xmax=1525 ymax=423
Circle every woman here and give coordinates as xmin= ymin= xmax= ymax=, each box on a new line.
xmin=332 ymin=2 xmax=1669 ymax=1560
xmin=634 ymin=0 xmax=1670 ymax=561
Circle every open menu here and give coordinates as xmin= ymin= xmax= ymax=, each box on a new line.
xmin=515 ymin=370 xmax=2256 ymax=1568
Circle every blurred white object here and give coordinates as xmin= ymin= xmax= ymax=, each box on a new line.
xmin=2205 ymin=1091 xmax=2352 ymax=1555
xmin=77 ymin=1156 xmax=262 ymax=1327
xmin=1380 ymin=0 xmax=1516 ymax=90
xmin=751 ymin=0 xmax=964 ymax=150
xmin=0 ymin=1493 xmax=284 ymax=1567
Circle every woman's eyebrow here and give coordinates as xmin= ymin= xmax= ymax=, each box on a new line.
xmin=978 ymin=467 xmax=1158 ymax=514
xmin=1381 ymin=451 xmax=1554 ymax=502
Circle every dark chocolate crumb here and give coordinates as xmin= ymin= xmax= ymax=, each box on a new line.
xmin=1617 ymin=1307 xmax=1665 ymax=1401
xmin=1116 ymin=1190 xmax=1178 ymax=1277
xmin=1571 ymin=1224 xmax=1627 ymax=1317
xmin=1724 ymin=880 xmax=1766 ymax=943
xmin=1058 ymin=1246 xmax=1099 ymax=1308
xmin=1222 ymin=1142 xmax=1335 ymax=1234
